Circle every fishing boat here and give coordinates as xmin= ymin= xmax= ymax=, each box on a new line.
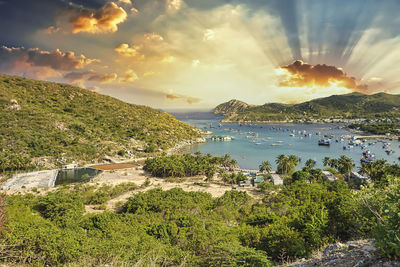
xmin=361 ymin=151 xmax=376 ymax=163
xmin=318 ymin=139 xmax=331 ymax=146
xmin=385 ymin=149 xmax=395 ymax=155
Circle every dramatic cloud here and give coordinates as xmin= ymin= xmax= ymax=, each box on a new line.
xmin=114 ymin=33 xmax=166 ymax=60
xmin=117 ymin=0 xmax=132 ymax=5
xmin=0 ymin=46 xmax=98 ymax=79
xmin=278 ymin=60 xmax=367 ymax=92
xmin=203 ymin=29 xmax=215 ymax=41
xmin=64 ymin=70 xmax=96 ymax=83
xmin=167 ymin=0 xmax=183 ymax=13
xmin=119 ymin=70 xmax=138 ymax=83
xmin=44 ymin=26 xmax=60 ymax=34
xmin=64 ymin=70 xmax=117 ymax=84
xmin=144 ymin=33 xmax=164 ymax=41
xmin=165 ymin=93 xmax=201 ymax=104
xmin=114 ymin=43 xmax=141 ymax=57
xmin=87 ymin=73 xmax=117 ymax=83
xmin=66 ymin=2 xmax=128 ymax=34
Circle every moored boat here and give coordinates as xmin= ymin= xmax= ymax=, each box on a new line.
xmin=318 ymin=139 xmax=331 ymax=146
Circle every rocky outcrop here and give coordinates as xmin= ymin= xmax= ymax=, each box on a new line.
xmin=6 ymin=99 xmax=21 ymax=110
xmin=213 ymin=99 xmax=251 ymax=116
xmin=288 ymin=239 xmax=399 ymax=267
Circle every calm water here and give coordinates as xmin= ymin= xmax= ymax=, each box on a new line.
xmin=55 ymin=168 xmax=102 ymax=186
xmin=174 ymin=112 xmax=400 ymax=170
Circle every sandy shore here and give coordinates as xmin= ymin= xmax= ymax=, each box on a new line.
xmin=89 ymin=167 xmax=263 ymax=209
xmin=5 ymin=165 xmax=264 ymax=214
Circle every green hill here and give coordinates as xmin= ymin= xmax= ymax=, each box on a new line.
xmin=214 ymin=92 xmax=400 ymax=122
xmin=0 ymin=74 xmax=200 ymax=171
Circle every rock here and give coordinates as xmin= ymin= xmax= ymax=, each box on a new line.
xmin=361 ymin=245 xmax=377 ymax=252
xmin=354 ymin=260 xmax=364 ymax=267
xmin=347 ymin=241 xmax=360 ymax=249
xmin=328 ymin=259 xmax=339 ymax=265
xmin=323 ymin=243 xmax=343 ymax=255
xmin=6 ymin=99 xmax=21 ymax=110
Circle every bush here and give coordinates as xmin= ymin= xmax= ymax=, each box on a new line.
xmin=35 ymin=191 xmax=84 ymax=227
xmin=374 ymin=184 xmax=400 ymax=259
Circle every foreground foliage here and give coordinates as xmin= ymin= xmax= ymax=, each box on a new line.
xmin=2 ymin=155 xmax=400 ymax=265
xmin=2 ymin=176 xmax=399 ymax=265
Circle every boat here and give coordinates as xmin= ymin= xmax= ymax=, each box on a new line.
xmin=289 ymin=134 xmax=295 ymax=137
xmin=385 ymin=149 xmax=395 ymax=155
xmin=318 ymin=139 xmax=331 ymax=146
xmin=361 ymin=151 xmax=376 ymax=163
xmin=343 ymin=145 xmax=354 ymax=150
xmin=211 ymin=136 xmax=232 ymax=141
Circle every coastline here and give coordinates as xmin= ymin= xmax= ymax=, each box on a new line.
xmin=217 ymin=117 xmax=399 ymax=140
xmin=166 ymin=137 xmax=206 ymax=155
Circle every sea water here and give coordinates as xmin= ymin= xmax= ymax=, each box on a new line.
xmin=174 ymin=112 xmax=400 ymax=170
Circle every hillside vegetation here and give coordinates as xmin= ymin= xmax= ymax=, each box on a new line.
xmin=0 ymin=74 xmax=200 ymax=171
xmin=214 ymin=92 xmax=400 ymax=122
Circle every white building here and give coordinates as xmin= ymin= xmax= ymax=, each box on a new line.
xmin=62 ymin=164 xmax=77 ymax=170
xmin=270 ymin=174 xmax=283 ymax=185
xmin=322 ymin=171 xmax=337 ymax=181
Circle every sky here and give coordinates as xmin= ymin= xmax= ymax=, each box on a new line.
xmin=1 ymin=0 xmax=400 ymax=109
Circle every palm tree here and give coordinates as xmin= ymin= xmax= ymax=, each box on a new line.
xmin=259 ymin=161 xmax=272 ymax=174
xmin=276 ymin=155 xmax=290 ymax=175
xmin=323 ymin=157 xmax=331 ymax=167
xmin=288 ymin=155 xmax=299 ymax=166
xmin=305 ymin=158 xmax=316 ymax=169
xmin=329 ymin=158 xmax=339 ymax=170
xmin=229 ymin=159 xmax=238 ymax=169
xmin=223 ymin=154 xmax=231 ymax=167
xmin=338 ymin=155 xmax=354 ymax=179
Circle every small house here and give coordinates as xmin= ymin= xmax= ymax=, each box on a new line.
xmin=350 ymin=171 xmax=368 ymax=181
xmin=253 ymin=176 xmax=264 ymax=185
xmin=62 ymin=164 xmax=77 ymax=170
xmin=322 ymin=171 xmax=337 ymax=181
xmin=239 ymin=179 xmax=252 ymax=187
xmin=270 ymin=174 xmax=283 ymax=185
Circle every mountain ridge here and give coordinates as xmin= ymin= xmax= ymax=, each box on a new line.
xmin=213 ymin=92 xmax=400 ymax=122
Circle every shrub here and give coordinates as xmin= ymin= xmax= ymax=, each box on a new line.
xmin=374 ymin=184 xmax=400 ymax=259
xmin=35 ymin=191 xmax=84 ymax=227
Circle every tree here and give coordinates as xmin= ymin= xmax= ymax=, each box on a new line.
xmin=292 ymin=171 xmax=309 ymax=183
xmin=276 ymin=155 xmax=289 ymax=175
xmin=323 ymin=157 xmax=331 ymax=167
xmin=338 ymin=155 xmax=354 ymax=179
xmin=276 ymin=155 xmax=299 ymax=176
xmin=305 ymin=159 xmax=316 ymax=169
xmin=259 ymin=161 xmax=272 ymax=174
xmin=230 ymin=159 xmax=238 ymax=169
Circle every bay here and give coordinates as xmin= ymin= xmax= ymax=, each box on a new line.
xmin=173 ymin=112 xmax=400 ymax=170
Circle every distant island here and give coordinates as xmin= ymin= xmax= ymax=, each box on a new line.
xmin=213 ymin=92 xmax=400 ymax=124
